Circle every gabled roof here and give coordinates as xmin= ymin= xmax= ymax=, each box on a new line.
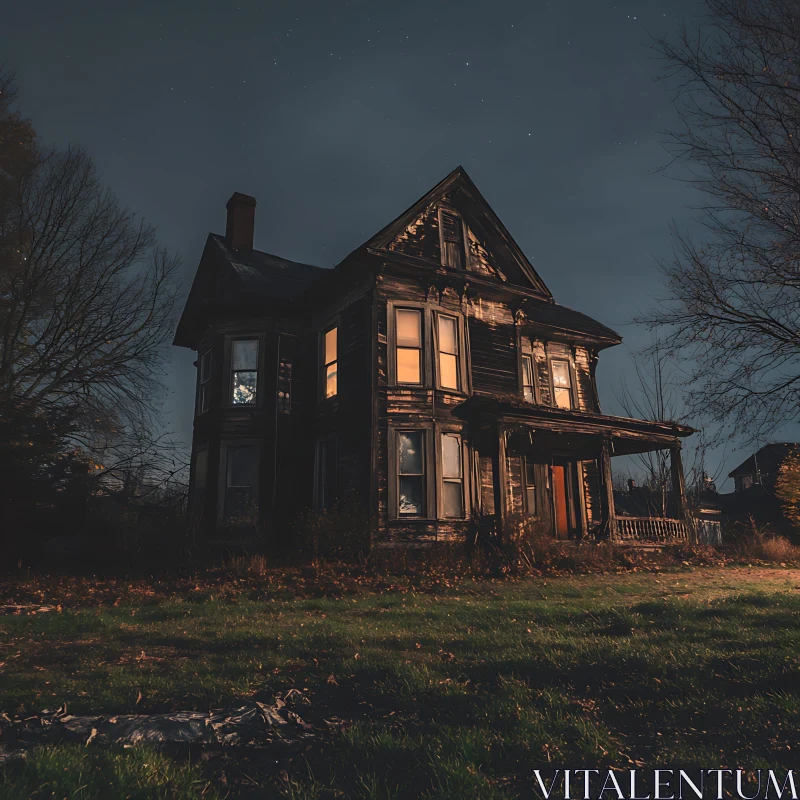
xmin=728 ymin=443 xmax=797 ymax=478
xmin=208 ymin=234 xmax=327 ymax=300
xmin=357 ymin=166 xmax=552 ymax=298
xmin=173 ymin=234 xmax=328 ymax=347
xmin=522 ymin=298 xmax=621 ymax=347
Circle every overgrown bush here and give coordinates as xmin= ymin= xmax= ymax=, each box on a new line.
xmin=727 ymin=517 xmax=800 ymax=562
xmin=288 ymin=496 xmax=371 ymax=564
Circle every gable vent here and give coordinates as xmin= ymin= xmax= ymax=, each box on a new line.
xmin=439 ymin=209 xmax=465 ymax=269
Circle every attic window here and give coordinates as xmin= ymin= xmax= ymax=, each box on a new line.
xmin=439 ymin=209 xmax=466 ymax=270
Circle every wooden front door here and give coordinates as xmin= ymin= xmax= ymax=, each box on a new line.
xmin=552 ymin=465 xmax=570 ymax=539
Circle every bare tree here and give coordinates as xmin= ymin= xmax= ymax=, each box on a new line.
xmin=616 ymin=344 xmax=725 ymax=513
xmin=0 ymin=68 xmax=183 ymax=529
xmin=0 ymin=71 xmax=180 ymax=452
xmin=643 ymin=0 xmax=800 ymax=442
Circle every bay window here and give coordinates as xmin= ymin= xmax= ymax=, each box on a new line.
xmin=323 ymin=326 xmax=338 ymax=398
xmin=231 ymin=339 xmax=258 ymax=405
xmin=197 ymin=349 xmax=211 ymax=414
xmin=521 ymin=354 xmax=534 ymax=403
xmin=441 ymin=433 xmax=464 ymax=518
xmin=437 ymin=314 xmax=459 ymax=390
xmin=396 ymin=309 xmax=423 ymax=384
xmin=398 ymin=430 xmax=425 ymax=516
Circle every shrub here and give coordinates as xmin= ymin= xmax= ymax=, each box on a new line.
xmin=288 ymin=496 xmax=371 ymax=564
xmin=727 ymin=517 xmax=800 ymax=562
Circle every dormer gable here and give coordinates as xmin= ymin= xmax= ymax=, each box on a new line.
xmin=362 ymin=166 xmax=552 ymax=299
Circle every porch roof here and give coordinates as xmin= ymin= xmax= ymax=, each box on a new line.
xmin=454 ymin=395 xmax=694 ymax=456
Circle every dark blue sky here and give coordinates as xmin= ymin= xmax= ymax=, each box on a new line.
xmin=6 ymin=0 xmax=759 ymax=486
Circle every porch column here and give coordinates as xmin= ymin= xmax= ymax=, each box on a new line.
xmin=491 ymin=425 xmax=509 ymax=539
xmin=670 ymin=443 xmax=688 ymax=520
xmin=599 ymin=435 xmax=617 ymax=540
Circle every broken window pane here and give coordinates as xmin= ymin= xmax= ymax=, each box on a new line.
xmin=398 ymin=431 xmax=425 ymax=517
xmin=551 ymin=360 xmax=572 ymax=409
xmin=399 ymin=431 xmax=423 ymax=475
xmin=231 ymin=340 xmax=258 ymax=405
xmin=233 ymin=371 xmax=257 ymax=405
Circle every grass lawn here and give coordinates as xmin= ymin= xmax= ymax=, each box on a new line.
xmin=1 ymin=566 xmax=799 ymax=798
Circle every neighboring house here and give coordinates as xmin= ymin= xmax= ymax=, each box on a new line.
xmin=728 ymin=443 xmax=796 ymax=493
xmin=174 ymin=167 xmax=694 ymax=547
xmin=722 ymin=443 xmax=798 ymax=535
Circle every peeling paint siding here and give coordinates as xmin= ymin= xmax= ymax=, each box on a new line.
xmin=573 ymin=346 xmax=595 ymax=412
xmin=507 ymin=455 xmax=524 ymax=516
xmin=581 ymin=460 xmax=602 ymax=526
xmin=532 ymin=341 xmax=552 ymax=406
xmin=480 ymin=456 xmax=495 ymax=514
xmin=388 ymin=202 xmax=441 ymax=262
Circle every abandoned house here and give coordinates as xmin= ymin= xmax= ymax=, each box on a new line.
xmin=174 ymin=166 xmax=696 ymax=547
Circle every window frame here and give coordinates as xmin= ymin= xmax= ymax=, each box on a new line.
xmin=387 ymin=424 xmax=470 ymax=521
xmin=217 ymin=440 xmax=260 ymax=523
xmin=522 ymin=455 xmax=537 ymax=516
xmin=388 ymin=301 xmax=429 ymax=387
xmin=387 ymin=301 xmax=469 ymax=392
xmin=520 ymin=354 xmax=535 ymax=403
xmin=433 ymin=311 xmax=466 ymax=392
xmin=228 ymin=337 xmax=260 ymax=408
xmin=439 ymin=431 xmax=466 ymax=519
xmin=197 ymin=348 xmax=212 ymax=416
xmin=549 ymin=356 xmax=577 ymax=410
xmin=437 ymin=206 xmax=468 ymax=270
xmin=321 ymin=324 xmax=339 ymax=400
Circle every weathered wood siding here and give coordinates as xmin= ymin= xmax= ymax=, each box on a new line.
xmin=468 ymin=299 xmax=518 ymax=395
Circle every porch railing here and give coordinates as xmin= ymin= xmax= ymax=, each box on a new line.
xmin=615 ymin=516 xmax=692 ymax=542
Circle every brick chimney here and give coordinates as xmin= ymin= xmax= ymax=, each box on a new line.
xmin=225 ymin=192 xmax=256 ymax=253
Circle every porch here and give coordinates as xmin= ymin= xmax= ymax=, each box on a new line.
xmin=456 ymin=396 xmax=702 ymax=545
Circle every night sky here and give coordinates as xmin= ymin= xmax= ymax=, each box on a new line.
xmin=5 ymin=0 xmax=751 ymax=486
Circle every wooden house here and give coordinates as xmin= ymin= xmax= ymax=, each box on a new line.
xmin=174 ymin=167 xmax=694 ymax=547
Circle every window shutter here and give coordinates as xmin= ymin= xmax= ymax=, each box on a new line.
xmin=440 ymin=210 xmax=465 ymax=269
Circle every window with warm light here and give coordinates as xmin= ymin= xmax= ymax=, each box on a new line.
xmin=323 ymin=327 xmax=338 ymax=398
xmin=231 ymin=340 xmax=258 ymax=405
xmin=437 ymin=315 xmax=459 ymax=390
xmin=551 ymin=360 xmax=573 ymax=409
xmin=441 ymin=433 xmax=464 ymax=518
xmin=396 ymin=309 xmax=423 ymax=384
